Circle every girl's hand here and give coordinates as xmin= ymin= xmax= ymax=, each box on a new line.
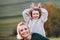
xmin=30 ymin=2 xmax=35 ymax=10
xmin=37 ymin=3 xmax=42 ymax=8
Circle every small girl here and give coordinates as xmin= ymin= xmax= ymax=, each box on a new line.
xmin=22 ymin=3 xmax=48 ymax=37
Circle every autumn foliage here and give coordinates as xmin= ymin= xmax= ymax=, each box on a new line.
xmin=44 ymin=3 xmax=60 ymax=37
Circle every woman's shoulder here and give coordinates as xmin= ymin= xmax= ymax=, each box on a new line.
xmin=32 ymin=33 xmax=42 ymax=37
xmin=32 ymin=33 xmax=49 ymax=40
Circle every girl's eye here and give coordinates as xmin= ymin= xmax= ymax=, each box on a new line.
xmin=25 ymin=28 xmax=27 ymax=30
xmin=33 ymin=13 xmax=35 ymax=15
xmin=33 ymin=13 xmax=39 ymax=15
xmin=36 ymin=13 xmax=38 ymax=15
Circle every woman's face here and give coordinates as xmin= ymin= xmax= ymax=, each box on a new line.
xmin=19 ymin=25 xmax=30 ymax=38
xmin=32 ymin=10 xmax=40 ymax=19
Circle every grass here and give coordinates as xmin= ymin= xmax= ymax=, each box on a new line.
xmin=49 ymin=37 xmax=60 ymax=40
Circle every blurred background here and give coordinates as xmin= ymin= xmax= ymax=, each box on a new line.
xmin=0 ymin=0 xmax=60 ymax=40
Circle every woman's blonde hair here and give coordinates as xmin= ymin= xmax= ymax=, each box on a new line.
xmin=17 ymin=22 xmax=31 ymax=39
xmin=17 ymin=22 xmax=27 ymax=39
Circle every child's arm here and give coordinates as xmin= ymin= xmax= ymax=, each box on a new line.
xmin=22 ymin=3 xmax=35 ymax=23
xmin=40 ymin=8 xmax=48 ymax=23
xmin=22 ymin=9 xmax=30 ymax=23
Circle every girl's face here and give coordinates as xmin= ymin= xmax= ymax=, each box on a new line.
xmin=32 ymin=10 xmax=40 ymax=19
xmin=19 ymin=25 xmax=30 ymax=38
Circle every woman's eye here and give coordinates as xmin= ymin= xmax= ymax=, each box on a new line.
xmin=20 ymin=29 xmax=23 ymax=32
xmin=25 ymin=28 xmax=27 ymax=30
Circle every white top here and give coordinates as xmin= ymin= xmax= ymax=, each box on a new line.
xmin=22 ymin=8 xmax=48 ymax=37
